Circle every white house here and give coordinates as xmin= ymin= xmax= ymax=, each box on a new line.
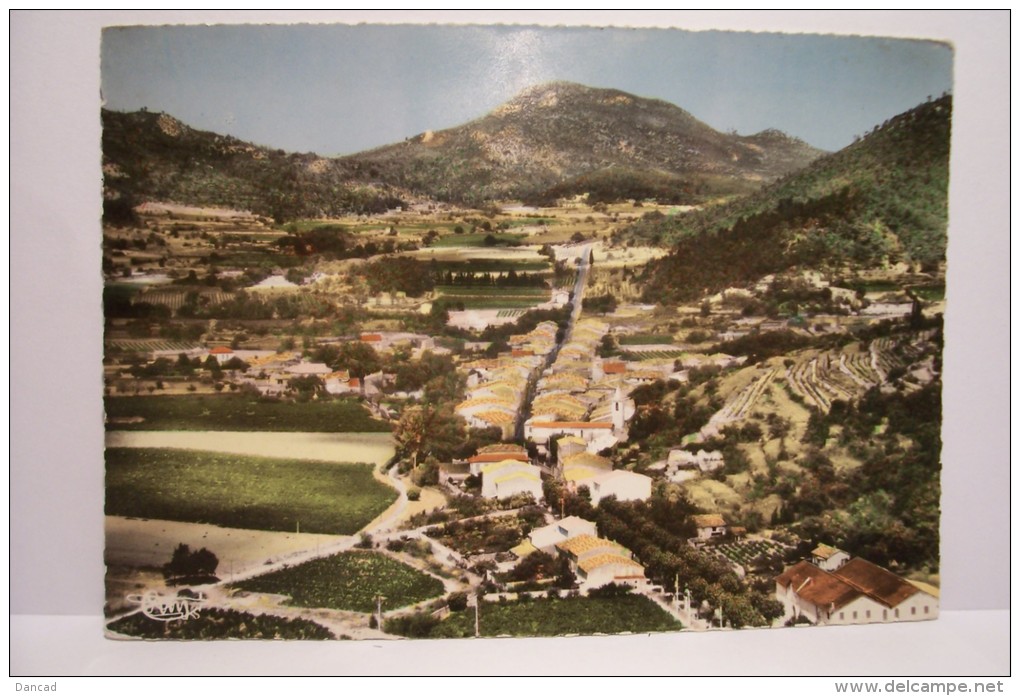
xmin=284 ymin=361 xmax=332 ymax=377
xmin=479 ymin=459 xmax=544 ymax=502
xmin=515 ymin=516 xmax=599 ymax=557
xmin=811 ymin=543 xmax=851 ymax=571
xmin=555 ymin=534 xmax=647 ymax=593
xmin=589 ymin=470 xmax=652 ymax=507
xmin=692 ymin=514 xmax=728 ymax=541
xmin=668 ymin=448 xmax=725 ymax=474
xmin=576 ymin=555 xmax=647 ymax=594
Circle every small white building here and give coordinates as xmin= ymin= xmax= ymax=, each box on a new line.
xmin=480 ymin=459 xmax=544 ymax=502
xmin=811 ymin=543 xmax=851 ymax=571
xmin=555 ymin=534 xmax=647 ymax=594
xmin=517 ymin=516 xmax=599 ymax=556
xmin=692 ymin=514 xmax=728 ymax=541
xmin=284 ymin=361 xmax=333 ymax=377
xmin=589 ymin=470 xmax=652 ymax=507
xmin=668 ymin=448 xmax=725 ymax=474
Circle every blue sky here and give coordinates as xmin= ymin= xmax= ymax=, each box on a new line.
xmin=101 ymin=24 xmax=953 ymax=156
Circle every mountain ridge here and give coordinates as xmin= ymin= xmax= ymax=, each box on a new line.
xmin=102 ymin=82 xmax=825 ymax=220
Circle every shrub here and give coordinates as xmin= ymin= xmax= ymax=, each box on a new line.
xmin=162 ymin=543 xmax=219 ymax=585
xmin=447 ymin=592 xmax=469 ymax=612
xmin=587 ymin=582 xmax=634 ymax=598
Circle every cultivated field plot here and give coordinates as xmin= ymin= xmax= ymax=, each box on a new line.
xmin=436 ymin=285 xmax=550 ymax=309
xmin=434 ymin=594 xmax=680 ymax=638
xmin=106 ymin=339 xmax=204 ymax=354
xmin=712 ymin=538 xmax=789 ymax=568
xmin=432 ymin=233 xmax=526 ymax=247
xmin=106 ymin=448 xmax=397 ymax=535
xmin=104 ymin=394 xmax=391 ymax=432
xmin=107 ymin=608 xmax=333 ymax=640
xmin=233 ymin=551 xmax=445 ymax=613
xmin=619 ymin=334 xmax=675 ymax=345
xmin=105 ymin=430 xmax=396 ymax=467
xmin=621 ymin=349 xmax=684 ymax=359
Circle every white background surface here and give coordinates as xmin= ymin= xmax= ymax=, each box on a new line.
xmin=9 ymin=11 xmax=1010 ymax=676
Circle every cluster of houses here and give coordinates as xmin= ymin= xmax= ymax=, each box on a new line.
xmin=149 ymin=331 xmax=443 ymax=399
xmin=455 ymin=321 xmax=559 ymax=439
xmin=523 ymin=319 xmax=667 ymax=456
xmin=510 ymin=516 xmax=649 ymax=594
xmin=775 ymin=544 xmax=939 ymax=625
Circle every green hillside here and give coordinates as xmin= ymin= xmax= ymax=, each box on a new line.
xmin=634 ymin=96 xmax=951 ymax=303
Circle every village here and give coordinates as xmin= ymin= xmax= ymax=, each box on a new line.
xmin=102 ymin=199 xmax=944 ymax=639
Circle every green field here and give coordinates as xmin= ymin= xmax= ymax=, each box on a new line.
xmin=436 ymin=285 xmax=548 ymax=297
xmin=451 ymin=298 xmax=546 ymax=309
xmin=501 ymin=217 xmax=556 ymax=228
xmin=436 ymin=285 xmax=548 ymax=309
xmin=105 ymin=448 xmax=396 ymax=534
xmin=104 ymin=394 xmax=391 ymax=433
xmin=106 ymin=608 xmax=333 ymax=640
xmin=432 ymin=594 xmax=680 ymax=638
xmin=430 ymin=259 xmax=550 ymax=273
xmin=233 ymin=551 xmax=445 ymax=613
xmin=432 ymin=233 xmax=526 ymax=247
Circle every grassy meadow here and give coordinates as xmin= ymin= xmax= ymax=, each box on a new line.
xmin=104 ymin=394 xmax=391 ymax=433
xmin=105 ymin=448 xmax=396 ymax=534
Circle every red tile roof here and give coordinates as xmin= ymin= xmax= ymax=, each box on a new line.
xmin=776 ymin=561 xmax=860 ymax=611
xmin=209 ymin=346 xmax=234 ymax=354
xmin=603 ymin=361 xmax=627 ymax=374
xmin=360 ymin=333 xmax=383 ymax=342
xmin=832 ymin=558 xmax=920 ymax=608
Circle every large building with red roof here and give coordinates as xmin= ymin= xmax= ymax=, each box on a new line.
xmin=775 ymin=557 xmax=938 ymax=625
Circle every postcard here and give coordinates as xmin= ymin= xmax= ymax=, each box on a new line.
xmin=100 ymin=22 xmax=951 ymax=640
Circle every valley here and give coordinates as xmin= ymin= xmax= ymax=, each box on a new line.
xmin=101 ymin=83 xmax=948 ymax=640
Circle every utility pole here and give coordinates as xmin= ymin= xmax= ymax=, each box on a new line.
xmin=375 ymin=594 xmax=386 ymax=629
xmin=474 ymin=595 xmax=480 ymax=638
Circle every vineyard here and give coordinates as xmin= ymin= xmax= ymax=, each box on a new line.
xmin=783 ymin=331 xmax=938 ymax=412
xmin=436 ymin=285 xmax=550 ymax=310
xmin=232 ymin=551 xmax=445 ymax=613
xmin=137 ymin=289 xmax=234 ymax=311
xmin=431 ymin=594 xmax=680 ymax=638
xmin=621 ymin=348 xmax=684 ymax=359
xmin=106 ymin=339 xmax=203 ymax=354
xmin=711 ymin=538 xmax=788 ymax=571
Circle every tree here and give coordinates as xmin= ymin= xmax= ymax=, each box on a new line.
xmin=394 ymin=405 xmax=466 ymax=466
xmin=163 ymin=544 xmax=219 ymax=583
xmin=583 ymin=294 xmax=618 ymax=315
xmin=334 ymin=342 xmax=382 ymax=381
